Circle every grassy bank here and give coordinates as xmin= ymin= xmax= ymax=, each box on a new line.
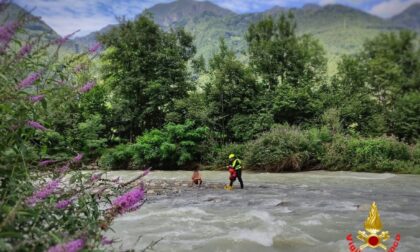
xmin=99 ymin=124 xmax=420 ymax=174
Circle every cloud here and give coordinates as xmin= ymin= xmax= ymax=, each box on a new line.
xmin=370 ymin=0 xmax=420 ymax=18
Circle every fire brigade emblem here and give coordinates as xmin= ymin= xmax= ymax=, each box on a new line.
xmin=357 ymin=202 xmax=390 ymax=250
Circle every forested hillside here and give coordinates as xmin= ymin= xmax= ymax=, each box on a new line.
xmin=74 ymin=0 xmax=419 ymax=67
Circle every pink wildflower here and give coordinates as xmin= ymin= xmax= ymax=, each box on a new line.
xmin=101 ymin=236 xmax=114 ymax=245
xmin=143 ymin=167 xmax=151 ymax=176
xmin=88 ymin=42 xmax=101 ymax=54
xmin=79 ymin=81 xmax=95 ymax=93
xmin=74 ymin=64 xmax=83 ymax=73
xmin=54 ymin=30 xmax=79 ymax=46
xmin=18 ymin=43 xmax=32 ymax=58
xmin=26 ymin=179 xmax=60 ymax=206
xmin=91 ymin=173 xmax=102 ymax=182
xmin=47 ymin=239 xmax=84 ymax=252
xmin=39 ymin=159 xmax=55 ymax=166
xmin=29 ymin=95 xmax=45 ymax=103
xmin=0 ymin=21 xmax=18 ymax=49
xmin=72 ymin=153 xmax=83 ymax=163
xmin=26 ymin=120 xmax=47 ymax=131
xmin=56 ymin=163 xmax=70 ymax=174
xmin=55 ymin=199 xmax=72 ymax=209
xmin=112 ymin=187 xmax=145 ymax=214
xmin=17 ymin=72 xmax=41 ymax=89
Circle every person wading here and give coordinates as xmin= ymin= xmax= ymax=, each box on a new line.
xmin=228 ymin=153 xmax=244 ymax=189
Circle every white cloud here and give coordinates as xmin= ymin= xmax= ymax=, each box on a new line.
xmin=370 ymin=0 xmax=420 ymax=18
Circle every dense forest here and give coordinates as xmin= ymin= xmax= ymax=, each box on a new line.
xmin=95 ymin=13 xmax=420 ymax=173
xmin=1 ymin=1 xmax=419 ymax=250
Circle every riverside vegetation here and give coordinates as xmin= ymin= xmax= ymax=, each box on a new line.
xmin=0 ymin=0 xmax=419 ymax=250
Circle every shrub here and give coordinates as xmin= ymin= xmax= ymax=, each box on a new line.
xmin=77 ymin=114 xmax=107 ymax=157
xmin=228 ymin=112 xmax=274 ymax=142
xmin=0 ymin=6 xmax=146 ymax=250
xmin=132 ymin=121 xmax=208 ymax=169
xmin=99 ymin=144 xmax=134 ymax=170
xmin=244 ymin=124 xmax=321 ymax=172
xmin=211 ymin=143 xmax=247 ymax=169
xmin=412 ymin=144 xmax=420 ymax=164
xmin=322 ymin=135 xmax=413 ymax=172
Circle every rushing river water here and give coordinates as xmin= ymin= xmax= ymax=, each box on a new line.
xmin=104 ymin=171 xmax=420 ymax=252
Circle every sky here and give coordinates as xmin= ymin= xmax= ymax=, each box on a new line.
xmin=13 ymin=0 xmax=420 ymax=37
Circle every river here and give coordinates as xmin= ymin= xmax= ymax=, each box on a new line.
xmin=104 ymin=170 xmax=420 ymax=252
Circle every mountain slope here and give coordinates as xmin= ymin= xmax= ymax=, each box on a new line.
xmin=391 ymin=3 xmax=420 ymax=32
xmin=73 ymin=24 xmax=115 ymax=51
xmin=0 ymin=3 xmax=59 ymax=40
xmin=144 ymin=0 xmax=235 ymax=27
xmin=73 ymin=0 xmax=419 ymax=68
xmin=0 ymin=3 xmax=81 ymax=54
xmin=178 ymin=3 xmax=398 ymax=60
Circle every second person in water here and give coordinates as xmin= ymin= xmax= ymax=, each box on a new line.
xmin=228 ymin=153 xmax=244 ymax=189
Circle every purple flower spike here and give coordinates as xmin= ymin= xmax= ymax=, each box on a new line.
xmin=29 ymin=95 xmax=45 ymax=103
xmin=39 ymin=159 xmax=55 ymax=166
xmin=56 ymin=199 xmax=72 ymax=209
xmin=79 ymin=81 xmax=95 ymax=93
xmin=101 ymin=236 xmax=114 ymax=245
xmin=56 ymin=163 xmax=70 ymax=174
xmin=72 ymin=153 xmax=83 ymax=163
xmin=26 ymin=179 xmax=60 ymax=206
xmin=112 ymin=187 xmax=145 ymax=214
xmin=26 ymin=120 xmax=47 ymax=131
xmin=47 ymin=239 xmax=85 ymax=252
xmin=91 ymin=173 xmax=102 ymax=182
xmin=17 ymin=72 xmax=41 ymax=90
xmin=88 ymin=42 xmax=101 ymax=54
xmin=0 ymin=21 xmax=19 ymax=49
xmin=18 ymin=43 xmax=32 ymax=58
xmin=143 ymin=167 xmax=151 ymax=176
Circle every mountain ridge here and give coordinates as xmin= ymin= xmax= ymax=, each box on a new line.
xmin=391 ymin=3 xmax=420 ymax=31
xmin=3 ymin=0 xmax=419 ymax=63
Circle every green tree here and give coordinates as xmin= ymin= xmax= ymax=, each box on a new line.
xmin=246 ymin=13 xmax=326 ymax=89
xmin=389 ymin=92 xmax=420 ymax=142
xmin=204 ymin=39 xmax=262 ymax=142
xmin=99 ymin=15 xmax=195 ymax=141
xmin=246 ymin=13 xmax=327 ymax=125
xmin=332 ymin=30 xmax=420 ymax=138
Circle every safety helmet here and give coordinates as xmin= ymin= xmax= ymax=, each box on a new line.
xmin=229 ymin=154 xmax=235 ymax=159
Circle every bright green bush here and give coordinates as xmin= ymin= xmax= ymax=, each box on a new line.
xmin=100 ymin=121 xmax=209 ymax=169
xmin=99 ymin=144 xmax=134 ymax=170
xmin=132 ymin=121 xmax=208 ymax=169
xmin=77 ymin=114 xmax=107 ymax=157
